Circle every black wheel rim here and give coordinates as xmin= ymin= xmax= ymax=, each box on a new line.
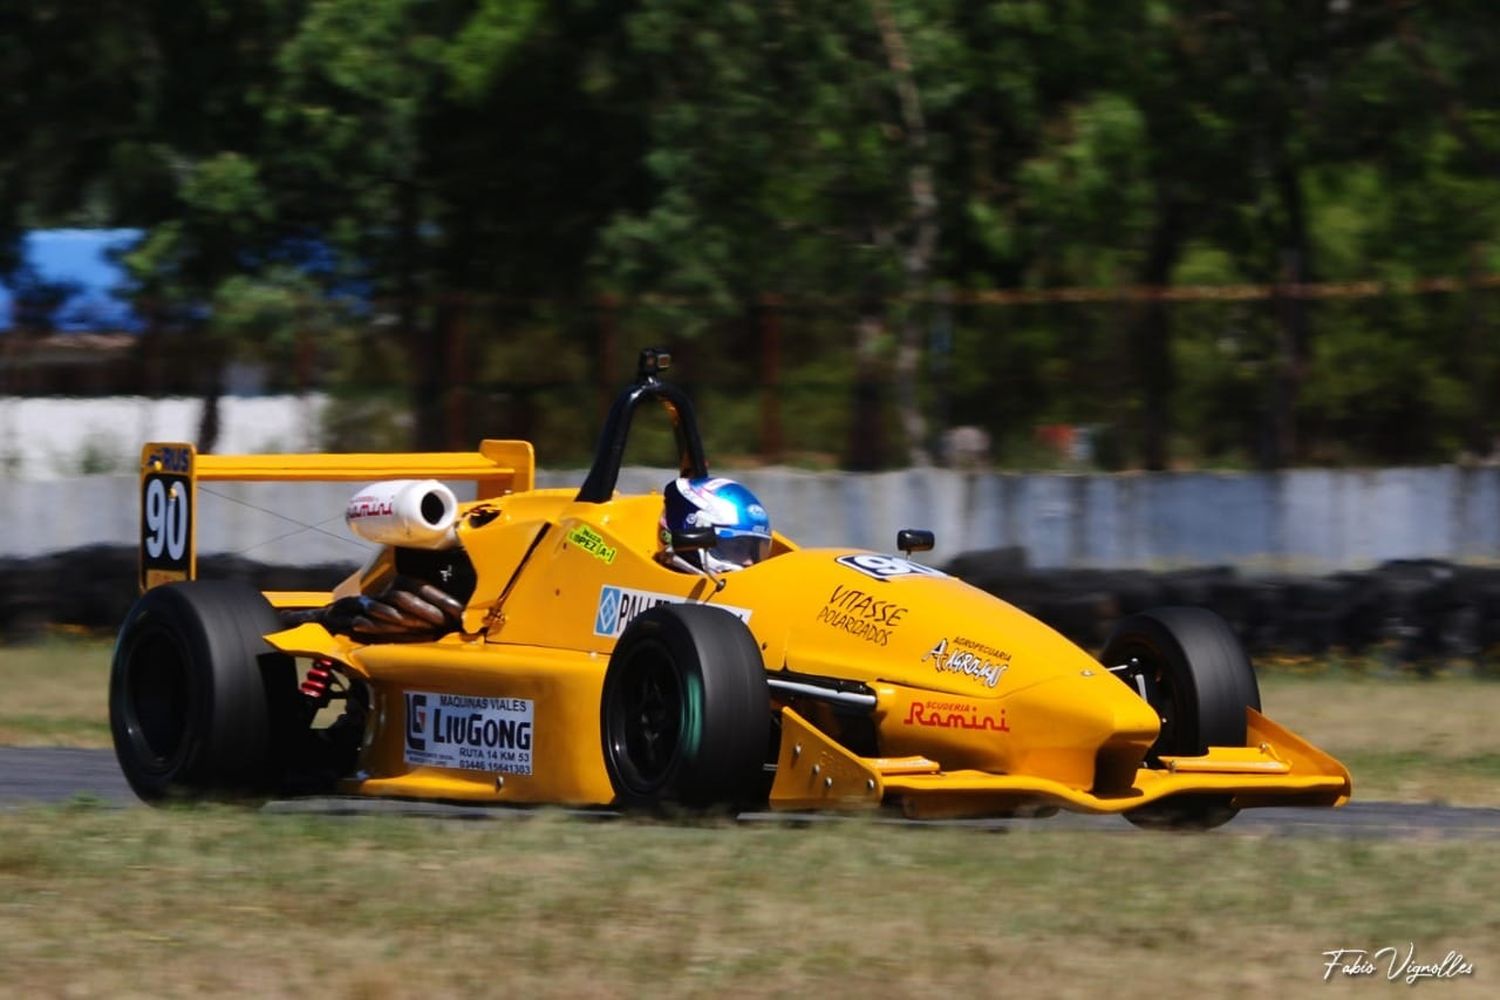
xmin=122 ymin=629 xmax=193 ymax=772
xmin=1113 ymin=645 xmax=1180 ymax=761
xmin=605 ymin=640 xmax=684 ymax=795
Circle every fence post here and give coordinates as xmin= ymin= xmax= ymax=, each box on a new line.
xmin=443 ymin=296 xmax=469 ymax=450
xmin=929 ymin=286 xmax=953 ymax=464
xmin=758 ymin=293 xmax=783 ymax=462
xmin=1465 ymin=242 xmax=1492 ymax=456
xmin=1267 ymin=251 xmax=1305 ymax=469
xmin=596 ymin=293 xmax=619 ymax=425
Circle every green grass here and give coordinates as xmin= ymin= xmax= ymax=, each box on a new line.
xmin=0 ymin=635 xmax=112 ymax=746
xmin=0 ymin=714 xmax=111 ymax=743
xmin=3 ymin=639 xmax=1497 ymax=995
xmin=0 ymin=803 xmax=1495 ymax=997
xmin=1258 ymin=672 xmax=1500 ymax=804
xmin=1335 ymin=750 xmax=1500 ymax=805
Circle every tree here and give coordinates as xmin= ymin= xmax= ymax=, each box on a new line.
xmin=0 ymin=3 xmax=153 ymax=275
xmin=268 ymin=0 xmax=660 ymax=448
xmin=591 ymin=0 xmax=974 ymax=466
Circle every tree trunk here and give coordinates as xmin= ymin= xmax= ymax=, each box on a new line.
xmin=847 ymin=292 xmax=886 ymax=472
xmin=394 ymin=179 xmax=444 ymax=451
xmin=195 ymin=334 xmax=224 ymax=455
xmin=757 ymin=294 xmax=783 ymax=462
xmin=1464 ymin=243 xmax=1492 ymax=457
xmin=1267 ymin=163 xmax=1313 ymax=468
xmin=1131 ymin=190 xmax=1183 ymax=471
xmin=872 ymin=0 xmax=938 ymax=467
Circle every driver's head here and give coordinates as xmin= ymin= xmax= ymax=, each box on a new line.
xmin=660 ymin=476 xmax=771 ymax=573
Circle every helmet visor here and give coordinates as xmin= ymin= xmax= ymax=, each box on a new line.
xmin=710 ymin=533 xmax=771 ymax=568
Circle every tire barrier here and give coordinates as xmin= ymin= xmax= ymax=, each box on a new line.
xmin=0 ymin=546 xmax=358 ymax=643
xmin=948 ymin=547 xmax=1500 ymax=671
xmin=5 ymin=544 xmax=1500 ymax=671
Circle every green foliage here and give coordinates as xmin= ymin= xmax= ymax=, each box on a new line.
xmin=1013 ymin=92 xmax=1152 ymax=285
xmin=6 ymin=1 xmax=1500 ymax=466
xmin=1302 ymin=307 xmax=1474 ymax=463
xmin=594 ymin=1 xmax=961 ymax=304
xmin=210 ymin=269 xmax=333 ymax=357
xmin=444 ymin=0 xmax=545 ymax=99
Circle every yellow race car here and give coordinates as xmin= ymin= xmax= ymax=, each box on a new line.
xmin=110 ymin=349 xmax=1350 ymax=828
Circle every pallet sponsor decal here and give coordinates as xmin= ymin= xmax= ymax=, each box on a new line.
xmin=593 ymin=585 xmax=751 ymax=638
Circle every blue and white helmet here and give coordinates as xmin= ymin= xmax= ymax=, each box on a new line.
xmin=661 ymin=476 xmax=772 ymax=573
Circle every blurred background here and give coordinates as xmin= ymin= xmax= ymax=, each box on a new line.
xmin=4 ymin=1 xmax=1500 ymax=663
xmin=6 ymin=13 xmax=1500 ymax=992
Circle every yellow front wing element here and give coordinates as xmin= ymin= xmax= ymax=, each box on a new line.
xmin=262 ymin=591 xmax=336 ymax=609
xmin=770 ymin=706 xmax=1352 ymax=819
xmin=769 ymin=708 xmax=885 ymax=809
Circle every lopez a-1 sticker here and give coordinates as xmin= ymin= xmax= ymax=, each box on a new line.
xmin=404 ymin=691 xmax=533 ymax=775
xmin=566 ymin=523 xmax=617 ymax=564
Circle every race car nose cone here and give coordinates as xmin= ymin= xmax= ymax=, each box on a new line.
xmin=1111 ymin=684 xmax=1162 ymax=740
xmin=1004 ymin=672 xmax=1160 ymax=790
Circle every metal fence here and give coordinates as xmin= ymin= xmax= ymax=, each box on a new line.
xmin=3 ymin=278 xmax=1498 ymax=471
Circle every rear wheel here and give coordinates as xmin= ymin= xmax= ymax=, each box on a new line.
xmin=110 ymin=581 xmax=299 ymax=801
xmin=601 ymin=604 xmax=770 ymax=810
xmin=1102 ymin=606 xmax=1260 ymax=830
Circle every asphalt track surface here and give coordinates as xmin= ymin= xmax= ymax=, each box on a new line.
xmin=4 ymin=746 xmax=1499 ymax=838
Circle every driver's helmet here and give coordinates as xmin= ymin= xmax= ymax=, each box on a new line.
xmin=661 ymin=476 xmax=772 ymax=573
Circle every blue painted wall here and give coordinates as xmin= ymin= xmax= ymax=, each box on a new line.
xmin=0 ymin=229 xmax=142 ymax=332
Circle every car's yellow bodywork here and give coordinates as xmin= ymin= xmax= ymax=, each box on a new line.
xmin=135 ymin=431 xmax=1351 ymax=821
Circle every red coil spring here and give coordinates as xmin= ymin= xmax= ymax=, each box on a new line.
xmin=301 ymin=659 xmax=336 ymax=706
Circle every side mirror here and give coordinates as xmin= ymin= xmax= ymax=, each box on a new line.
xmin=897 ymin=529 xmax=934 ymax=555
xmin=671 ymin=526 xmax=717 ymax=552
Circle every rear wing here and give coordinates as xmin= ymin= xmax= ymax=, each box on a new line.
xmin=138 ymin=440 xmax=534 ymax=592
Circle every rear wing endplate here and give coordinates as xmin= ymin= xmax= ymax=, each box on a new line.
xmin=137 ymin=440 xmax=534 ymax=592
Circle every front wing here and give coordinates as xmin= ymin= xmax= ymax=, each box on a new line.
xmin=768 ymin=707 xmax=1352 ymax=819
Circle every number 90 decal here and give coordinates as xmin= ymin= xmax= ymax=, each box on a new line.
xmin=139 ymin=442 xmax=196 ymax=590
xmin=140 ymin=471 xmax=194 ymax=588
xmin=144 ymin=476 xmax=190 ymax=561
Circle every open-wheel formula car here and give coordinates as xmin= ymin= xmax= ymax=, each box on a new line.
xmin=111 ymin=348 xmax=1351 ymax=828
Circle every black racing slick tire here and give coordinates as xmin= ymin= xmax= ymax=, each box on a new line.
xmin=601 ymin=604 xmax=771 ymax=810
xmin=1102 ymin=606 xmax=1261 ymax=831
xmin=110 ymin=581 xmax=298 ymax=802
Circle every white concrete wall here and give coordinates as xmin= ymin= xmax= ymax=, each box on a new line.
xmin=0 ymin=395 xmax=329 ymax=479
xmin=4 ymin=394 xmax=1496 ymax=569
xmin=5 ymin=463 xmax=1499 ymax=571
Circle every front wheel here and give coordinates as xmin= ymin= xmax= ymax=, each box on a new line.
xmin=1102 ymin=606 xmax=1260 ymax=830
xmin=600 ymin=604 xmax=771 ymax=810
